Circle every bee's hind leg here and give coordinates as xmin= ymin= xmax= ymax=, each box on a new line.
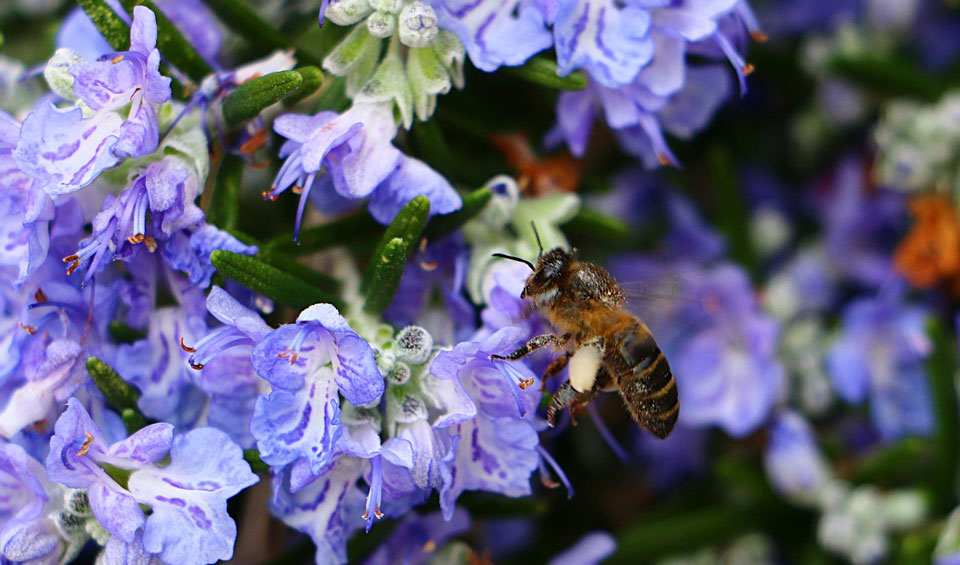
xmin=547 ymin=382 xmax=596 ymax=427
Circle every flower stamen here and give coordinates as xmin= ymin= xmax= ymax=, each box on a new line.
xmin=63 ymin=254 xmax=80 ymax=276
xmin=277 ymin=349 xmax=299 ymax=364
xmin=77 ymin=432 xmax=94 ymax=456
xmin=179 ymin=337 xmax=196 ymax=353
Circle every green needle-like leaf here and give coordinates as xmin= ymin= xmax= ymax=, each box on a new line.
xmin=211 ymin=250 xmax=343 ymax=311
xmin=361 ymin=196 xmax=431 ymax=293
xmin=260 ymin=249 xmax=341 ymax=295
xmin=243 ymin=449 xmax=270 ymax=473
xmin=504 ymin=56 xmax=587 ymax=90
xmin=830 ymin=54 xmax=944 ymax=102
xmin=228 ymin=230 xmax=340 ymax=294
xmin=562 ymin=207 xmax=628 ymax=240
xmin=121 ymin=0 xmax=213 ymax=82
xmin=283 ymin=66 xmax=325 ymax=106
xmin=709 ymin=146 xmax=756 ymax=279
xmin=207 ymin=153 xmax=244 ymax=231
xmin=926 ymin=316 xmax=959 ymax=511
xmin=86 ymin=357 xmax=142 ymax=415
xmin=423 ymin=187 xmax=492 ymax=239
xmin=78 ymin=0 xmax=130 ymax=51
xmin=362 ymin=238 xmax=408 ymax=315
xmin=222 ymin=70 xmax=303 ymax=127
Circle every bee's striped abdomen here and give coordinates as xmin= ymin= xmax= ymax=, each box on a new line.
xmin=605 ymin=321 xmax=678 ymax=439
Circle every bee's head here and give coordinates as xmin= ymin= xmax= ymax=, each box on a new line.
xmin=490 ymin=222 xmax=572 ymax=304
xmin=521 ymin=248 xmax=573 ymax=302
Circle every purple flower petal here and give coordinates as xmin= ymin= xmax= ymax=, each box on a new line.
xmin=89 ymin=482 xmax=145 ymax=544
xmin=431 ymin=0 xmax=554 ymax=71
xmin=205 ymin=286 xmax=272 ymax=341
xmin=251 ymin=367 xmax=343 ymax=473
xmin=368 ymin=156 xmax=462 ymax=225
xmin=439 ymin=415 xmax=538 ymax=519
xmin=14 ymin=101 xmax=122 ymax=196
xmin=554 ymin=0 xmax=654 ymax=88
xmin=128 ymin=427 xmax=258 ymax=565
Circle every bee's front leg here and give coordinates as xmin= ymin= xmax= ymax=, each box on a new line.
xmin=490 ymin=333 xmax=570 ymax=362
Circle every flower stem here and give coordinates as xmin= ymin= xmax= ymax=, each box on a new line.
xmin=926 ymin=316 xmax=959 ymax=512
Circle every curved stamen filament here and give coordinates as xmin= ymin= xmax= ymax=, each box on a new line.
xmin=185 ymin=327 xmax=252 ymax=370
xmin=77 ymin=432 xmax=94 ymax=456
xmin=537 ymin=445 xmax=573 ymax=499
xmin=362 ymin=455 xmax=384 ymax=532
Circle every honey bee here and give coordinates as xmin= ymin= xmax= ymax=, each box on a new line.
xmin=491 ymin=228 xmax=678 ymax=439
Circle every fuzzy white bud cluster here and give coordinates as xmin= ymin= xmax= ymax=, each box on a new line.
xmin=328 ymin=0 xmax=438 ymax=47
xmin=322 ymin=0 xmax=464 ymax=128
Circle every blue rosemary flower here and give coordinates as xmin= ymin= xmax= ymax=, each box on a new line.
xmin=430 ymin=327 xmax=540 ymax=518
xmin=270 ymin=407 xmax=416 ymax=563
xmin=15 ymin=7 xmax=171 ymax=195
xmin=250 ymin=303 xmax=383 ymax=474
xmin=0 ymin=110 xmax=54 ymax=285
xmin=763 ymin=410 xmax=830 ymax=504
xmin=45 ymin=398 xmax=258 ymax=565
xmin=269 ymin=102 xmax=460 ymax=239
xmin=826 ymin=285 xmax=934 ymax=441
xmin=0 ymin=441 xmax=62 ymax=564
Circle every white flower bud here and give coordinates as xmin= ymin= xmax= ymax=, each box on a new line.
xmin=377 ymin=348 xmax=396 ymax=374
xmin=750 ymin=206 xmax=791 ymax=259
xmin=396 ymin=326 xmax=434 ymax=364
xmin=369 ymin=0 xmax=403 ymax=13
xmin=398 ymin=395 xmax=428 ymax=422
xmin=325 ymin=0 xmax=374 ymax=26
xmin=818 ymin=511 xmax=857 ymax=555
xmin=398 ymin=2 xmax=439 ymax=48
xmin=366 ymin=11 xmax=396 ymax=38
xmin=64 ymin=489 xmax=91 ymax=516
xmin=851 ymin=533 xmax=887 ymax=565
xmin=54 ymin=510 xmax=87 ymax=539
xmin=880 ymin=490 xmax=927 ymax=530
xmin=388 ymin=362 xmax=412 ymax=385
xmin=44 ymin=48 xmax=82 ymax=101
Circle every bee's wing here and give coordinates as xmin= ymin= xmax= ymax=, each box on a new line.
xmin=617 ymin=266 xmax=712 ymax=326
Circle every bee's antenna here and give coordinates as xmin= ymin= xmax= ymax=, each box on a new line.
xmin=530 ymin=221 xmax=543 ymax=258
xmin=492 ymin=253 xmax=535 ymax=271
